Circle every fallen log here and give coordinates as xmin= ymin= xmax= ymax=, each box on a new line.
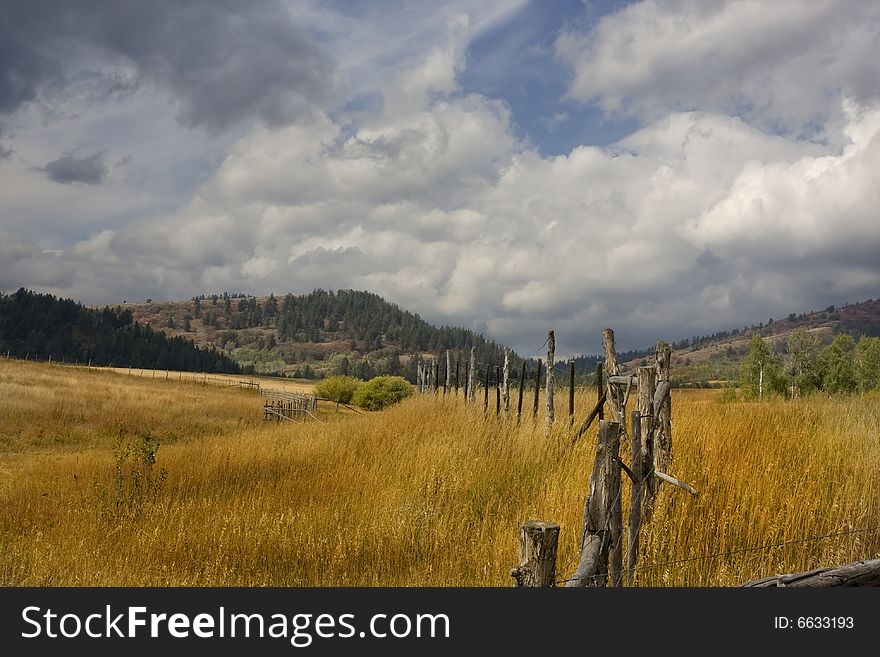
xmin=742 ymin=558 xmax=880 ymax=587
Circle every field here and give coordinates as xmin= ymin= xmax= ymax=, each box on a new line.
xmin=1 ymin=358 xmax=878 ymax=586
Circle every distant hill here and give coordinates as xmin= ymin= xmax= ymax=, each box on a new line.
xmin=105 ymin=289 xmax=880 ymax=385
xmin=0 ymin=288 xmax=241 ymax=373
xmin=119 ymin=289 xmax=519 ymax=380
xmin=608 ymin=297 xmax=880 ymax=385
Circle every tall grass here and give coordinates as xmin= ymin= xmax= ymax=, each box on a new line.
xmin=1 ymin=358 xmax=878 ymax=585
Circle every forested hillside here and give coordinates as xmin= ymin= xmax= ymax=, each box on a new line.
xmin=0 ymin=289 xmax=240 ymax=373
xmin=123 ymin=289 xmax=518 ymax=380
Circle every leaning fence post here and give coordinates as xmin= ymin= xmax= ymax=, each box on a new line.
xmin=510 ymin=520 xmax=560 ymax=587
xmin=566 ymin=420 xmax=621 ymax=587
xmin=569 ymin=361 xmax=575 ymax=422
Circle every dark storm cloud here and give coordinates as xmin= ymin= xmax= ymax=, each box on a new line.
xmin=40 ymin=152 xmax=107 ymax=185
xmin=0 ymin=129 xmax=13 ymax=159
xmin=0 ymin=0 xmax=333 ymax=130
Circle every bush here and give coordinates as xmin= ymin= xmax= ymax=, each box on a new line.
xmin=351 ymin=375 xmax=413 ymax=411
xmin=315 ymin=375 xmax=363 ymax=404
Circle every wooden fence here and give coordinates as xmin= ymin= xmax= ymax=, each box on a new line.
xmin=261 ymin=388 xmax=318 ymax=422
xmin=500 ymin=327 xmax=874 ymax=588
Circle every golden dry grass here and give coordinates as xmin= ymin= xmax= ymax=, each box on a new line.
xmin=1 ymin=358 xmax=878 ymax=586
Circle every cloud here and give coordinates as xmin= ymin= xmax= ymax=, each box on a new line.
xmin=34 ymin=89 xmax=880 ymax=354
xmin=556 ymin=0 xmax=880 ymax=139
xmin=0 ymin=0 xmax=334 ymax=131
xmin=3 ymin=1 xmax=880 ymax=356
xmin=39 ymin=151 xmax=107 ymax=185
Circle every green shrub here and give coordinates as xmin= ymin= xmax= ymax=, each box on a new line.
xmin=351 ymin=375 xmax=413 ymax=410
xmin=315 ymin=375 xmax=363 ymax=404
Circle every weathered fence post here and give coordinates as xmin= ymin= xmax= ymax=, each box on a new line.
xmin=627 ymin=410 xmax=642 ymax=585
xmin=463 ymin=361 xmax=469 ymax=400
xmin=601 ymin=330 xmax=626 ymax=586
xmin=626 ymin=366 xmax=656 ymax=585
xmin=546 ymin=330 xmax=555 ymax=425
xmin=510 ymin=520 xmax=560 ymax=587
xmin=602 ymin=329 xmax=624 ymax=429
xmin=532 ymin=359 xmax=542 ymax=418
xmin=495 ymin=366 xmax=501 ymax=416
xmin=654 ymin=341 xmax=673 ymax=481
xmin=483 ymin=363 xmax=490 ymax=412
xmin=569 ymin=361 xmax=575 ymax=422
xmin=455 ymin=357 xmax=461 ymax=396
xmin=566 ymin=420 xmax=621 ymax=587
xmin=501 ymin=348 xmax=510 ymax=415
xmin=517 ymin=361 xmax=526 ymax=419
xmin=434 ymin=359 xmax=440 ymax=393
xmin=597 ymin=363 xmax=604 ymax=422
xmin=445 ymin=350 xmax=451 ymax=396
xmin=467 ymin=347 xmax=476 ymax=404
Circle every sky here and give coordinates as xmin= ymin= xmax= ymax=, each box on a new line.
xmin=1 ymin=0 xmax=879 ymax=357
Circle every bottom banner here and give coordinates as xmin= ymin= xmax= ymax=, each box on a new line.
xmin=0 ymin=587 xmax=872 ymax=654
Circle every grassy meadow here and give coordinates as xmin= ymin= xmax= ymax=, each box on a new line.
xmin=1 ymin=357 xmax=878 ymax=586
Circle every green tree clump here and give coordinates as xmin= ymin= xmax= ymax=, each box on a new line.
xmin=785 ymin=329 xmax=822 ymax=395
xmin=351 ymin=375 xmax=414 ymax=410
xmin=855 ymin=336 xmax=880 ymax=393
xmin=315 ymin=375 xmax=363 ymax=404
xmin=820 ymin=334 xmax=857 ymax=394
xmin=739 ymin=335 xmax=786 ymax=399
